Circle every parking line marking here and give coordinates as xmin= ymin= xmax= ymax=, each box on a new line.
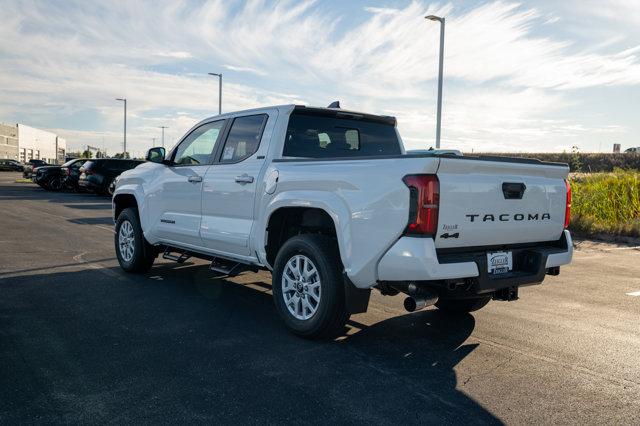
xmin=626 ymin=291 xmax=640 ymax=297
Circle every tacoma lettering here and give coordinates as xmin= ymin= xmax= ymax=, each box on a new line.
xmin=466 ymin=213 xmax=551 ymax=222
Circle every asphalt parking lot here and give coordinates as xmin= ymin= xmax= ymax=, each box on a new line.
xmin=1 ymin=172 xmax=639 ymax=424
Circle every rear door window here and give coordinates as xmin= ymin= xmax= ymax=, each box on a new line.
xmin=218 ymin=114 xmax=267 ymax=163
xmin=283 ymin=112 xmax=401 ymax=158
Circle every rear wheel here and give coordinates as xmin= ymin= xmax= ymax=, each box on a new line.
xmin=115 ymin=207 xmax=156 ymax=273
xmin=435 ymin=296 xmax=491 ymax=314
xmin=272 ymin=235 xmax=349 ymax=339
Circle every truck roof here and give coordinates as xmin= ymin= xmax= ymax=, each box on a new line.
xmin=199 ymin=104 xmax=396 ymax=126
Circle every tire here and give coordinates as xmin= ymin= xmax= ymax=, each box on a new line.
xmin=46 ymin=176 xmax=63 ymax=191
xmin=435 ymin=296 xmax=491 ymax=314
xmin=115 ymin=207 xmax=156 ymax=273
xmin=272 ymin=235 xmax=349 ymax=339
xmin=107 ymin=178 xmax=116 ymax=196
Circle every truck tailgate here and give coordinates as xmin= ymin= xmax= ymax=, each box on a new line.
xmin=435 ymin=157 xmax=569 ymax=249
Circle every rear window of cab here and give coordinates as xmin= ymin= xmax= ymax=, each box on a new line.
xmin=283 ymin=112 xmax=401 ymax=159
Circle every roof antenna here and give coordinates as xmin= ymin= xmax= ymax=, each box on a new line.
xmin=327 ymin=101 xmax=340 ymax=109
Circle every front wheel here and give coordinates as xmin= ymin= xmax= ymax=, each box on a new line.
xmin=46 ymin=176 xmax=63 ymax=191
xmin=435 ymin=296 xmax=491 ymax=314
xmin=115 ymin=207 xmax=156 ymax=273
xmin=272 ymin=235 xmax=349 ymax=339
xmin=107 ymin=178 xmax=116 ymax=196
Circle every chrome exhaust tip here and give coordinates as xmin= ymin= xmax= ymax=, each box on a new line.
xmin=403 ymin=294 xmax=438 ymax=312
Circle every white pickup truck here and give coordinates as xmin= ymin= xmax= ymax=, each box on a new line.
xmin=113 ymin=104 xmax=573 ymax=338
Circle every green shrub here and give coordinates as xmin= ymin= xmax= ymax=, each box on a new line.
xmin=569 ymin=170 xmax=640 ymax=238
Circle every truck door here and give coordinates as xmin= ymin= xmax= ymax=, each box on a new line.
xmin=148 ymin=119 xmax=226 ymax=248
xmin=200 ymin=111 xmax=276 ymax=258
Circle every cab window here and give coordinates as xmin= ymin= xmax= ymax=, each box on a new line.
xmin=173 ymin=120 xmax=225 ymax=166
xmin=218 ymin=114 xmax=267 ymax=164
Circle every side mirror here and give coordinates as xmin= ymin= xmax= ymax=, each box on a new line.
xmin=146 ymin=147 xmax=166 ymax=164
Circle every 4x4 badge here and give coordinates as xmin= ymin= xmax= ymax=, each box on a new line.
xmin=440 ymin=232 xmax=460 ymax=239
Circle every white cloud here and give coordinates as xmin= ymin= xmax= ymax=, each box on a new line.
xmin=0 ymin=0 xmax=639 ymax=154
xmin=223 ymin=64 xmax=268 ymax=76
xmin=155 ymin=51 xmax=193 ymax=59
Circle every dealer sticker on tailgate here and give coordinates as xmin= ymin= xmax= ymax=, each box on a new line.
xmin=487 ymin=251 xmax=513 ymax=274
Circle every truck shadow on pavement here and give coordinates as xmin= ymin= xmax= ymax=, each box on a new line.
xmin=0 ymin=262 xmax=501 ymax=425
xmin=67 ymin=217 xmax=114 ymax=225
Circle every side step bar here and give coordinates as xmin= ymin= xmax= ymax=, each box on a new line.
xmin=210 ymin=257 xmax=258 ymax=278
xmin=160 ymin=245 xmax=258 ymax=278
xmin=162 ymin=248 xmax=191 ymax=263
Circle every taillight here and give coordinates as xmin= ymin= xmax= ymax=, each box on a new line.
xmin=564 ymin=179 xmax=571 ymax=229
xmin=403 ymin=174 xmax=439 ymax=236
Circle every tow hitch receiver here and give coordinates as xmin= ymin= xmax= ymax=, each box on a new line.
xmin=493 ymin=286 xmax=519 ymax=301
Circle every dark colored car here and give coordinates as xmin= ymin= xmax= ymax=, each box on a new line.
xmin=79 ymin=159 xmax=144 ymax=195
xmin=60 ymin=158 xmax=86 ymax=190
xmin=23 ymin=159 xmax=49 ymax=178
xmin=0 ymin=159 xmax=23 ymax=172
xmin=33 ymin=158 xmax=87 ymax=191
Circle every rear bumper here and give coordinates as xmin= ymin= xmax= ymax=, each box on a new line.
xmin=377 ymin=230 xmax=573 ymax=291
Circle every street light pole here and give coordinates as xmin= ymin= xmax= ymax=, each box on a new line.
xmin=208 ymin=72 xmax=222 ymax=114
xmin=425 ymin=15 xmax=445 ymax=149
xmin=159 ymin=126 xmax=168 ymax=148
xmin=115 ymin=98 xmax=127 ymax=154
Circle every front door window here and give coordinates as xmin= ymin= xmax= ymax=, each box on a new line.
xmin=173 ymin=120 xmax=225 ymax=166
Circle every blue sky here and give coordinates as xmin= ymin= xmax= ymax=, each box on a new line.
xmin=1 ymin=0 xmax=639 ymax=156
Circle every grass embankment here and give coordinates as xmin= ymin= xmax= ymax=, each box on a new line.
xmin=570 ymin=170 xmax=640 ymax=238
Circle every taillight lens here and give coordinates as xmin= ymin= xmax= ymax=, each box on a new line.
xmin=564 ymin=179 xmax=571 ymax=229
xmin=403 ymin=174 xmax=439 ymax=236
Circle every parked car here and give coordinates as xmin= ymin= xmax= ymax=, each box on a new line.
xmin=0 ymin=159 xmax=23 ymax=172
xmin=23 ymin=159 xmax=49 ymax=178
xmin=624 ymin=147 xmax=640 ymax=153
xmin=112 ymin=104 xmax=573 ymax=338
xmin=61 ymin=158 xmax=87 ymax=191
xmin=79 ymin=159 xmax=144 ymax=195
xmin=33 ymin=158 xmax=87 ymax=191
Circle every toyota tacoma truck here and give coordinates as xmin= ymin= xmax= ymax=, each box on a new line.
xmin=112 ymin=104 xmax=573 ymax=338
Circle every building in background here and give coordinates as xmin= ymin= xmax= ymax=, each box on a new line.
xmin=0 ymin=123 xmax=19 ymax=160
xmin=18 ymin=124 xmax=66 ymax=164
xmin=0 ymin=123 xmax=66 ymax=164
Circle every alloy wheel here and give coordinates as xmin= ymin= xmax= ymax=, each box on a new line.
xmin=282 ymin=254 xmax=321 ymax=320
xmin=118 ymin=220 xmax=135 ymax=262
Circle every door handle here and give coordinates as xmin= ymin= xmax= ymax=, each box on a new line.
xmin=188 ymin=175 xmax=202 ymax=183
xmin=502 ymin=182 xmax=526 ymax=199
xmin=235 ymin=174 xmax=254 ymax=184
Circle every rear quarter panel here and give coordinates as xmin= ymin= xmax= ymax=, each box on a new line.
xmin=257 ymin=157 xmax=440 ymax=288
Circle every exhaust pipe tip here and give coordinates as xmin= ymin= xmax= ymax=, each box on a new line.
xmin=404 ymin=296 xmax=426 ymax=312
xmin=404 ymin=294 xmax=439 ymax=312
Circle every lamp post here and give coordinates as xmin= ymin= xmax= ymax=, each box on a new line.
xmin=159 ymin=126 xmax=168 ymax=148
xmin=425 ymin=15 xmax=445 ymax=149
xmin=208 ymin=72 xmax=222 ymax=114
xmin=115 ymin=98 xmax=127 ymax=154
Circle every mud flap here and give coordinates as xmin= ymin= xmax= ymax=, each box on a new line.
xmin=343 ymin=275 xmax=371 ymax=314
